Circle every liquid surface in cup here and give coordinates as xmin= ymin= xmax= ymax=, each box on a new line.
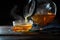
xmin=12 ymin=23 xmax=32 ymax=32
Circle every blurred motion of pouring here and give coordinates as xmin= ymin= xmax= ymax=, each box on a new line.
xmin=24 ymin=0 xmax=35 ymax=23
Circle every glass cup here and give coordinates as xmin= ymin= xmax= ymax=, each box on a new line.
xmin=12 ymin=20 xmax=33 ymax=32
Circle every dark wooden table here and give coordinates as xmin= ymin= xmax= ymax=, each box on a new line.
xmin=0 ymin=26 xmax=60 ymax=40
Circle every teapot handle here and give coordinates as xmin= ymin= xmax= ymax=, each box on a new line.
xmin=53 ymin=2 xmax=57 ymax=15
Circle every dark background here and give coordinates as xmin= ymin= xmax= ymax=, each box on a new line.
xmin=0 ymin=0 xmax=60 ymax=26
xmin=0 ymin=0 xmax=60 ymax=40
xmin=0 ymin=0 xmax=28 ymax=25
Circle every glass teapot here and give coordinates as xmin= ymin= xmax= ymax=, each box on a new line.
xmin=24 ymin=0 xmax=57 ymax=30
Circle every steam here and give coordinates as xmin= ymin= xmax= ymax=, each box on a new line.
xmin=11 ymin=0 xmax=36 ymax=26
xmin=11 ymin=5 xmax=24 ymax=20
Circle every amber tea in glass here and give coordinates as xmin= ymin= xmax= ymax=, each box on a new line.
xmin=31 ymin=12 xmax=56 ymax=27
xmin=12 ymin=21 xmax=32 ymax=32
